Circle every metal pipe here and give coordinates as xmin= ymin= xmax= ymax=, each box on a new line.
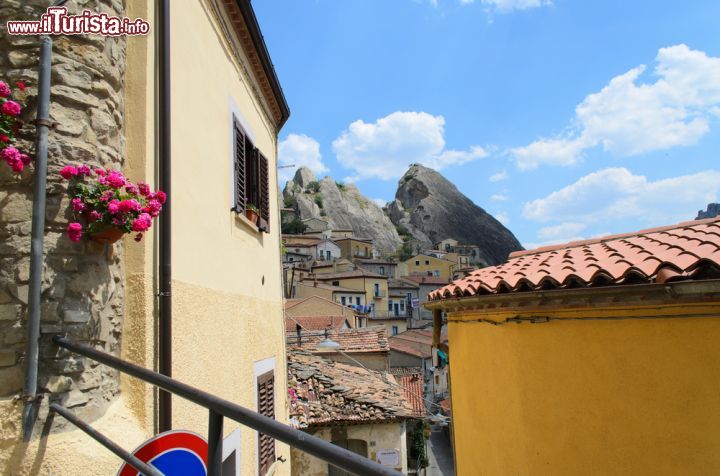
xmin=23 ymin=34 xmax=53 ymax=442
xmin=207 ymin=410 xmax=223 ymax=476
xmin=157 ymin=0 xmax=172 ymax=433
xmin=50 ymin=403 xmax=164 ymax=476
xmin=54 ymin=336 xmax=402 ymax=476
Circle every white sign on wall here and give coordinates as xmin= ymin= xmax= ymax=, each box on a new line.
xmin=376 ymin=449 xmax=400 ymax=467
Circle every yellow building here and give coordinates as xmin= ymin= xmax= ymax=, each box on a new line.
xmin=426 ymin=218 xmax=720 ymax=476
xmin=2 ymin=1 xmax=293 ymax=474
xmin=313 ymin=269 xmax=389 ymax=317
xmin=334 ymin=237 xmax=374 ymax=260
xmin=400 ymin=253 xmax=456 ymax=281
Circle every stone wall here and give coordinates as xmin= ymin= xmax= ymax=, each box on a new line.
xmin=0 ymin=0 xmax=126 ymax=436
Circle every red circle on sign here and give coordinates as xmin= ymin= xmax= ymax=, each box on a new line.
xmin=117 ymin=430 xmax=208 ymax=476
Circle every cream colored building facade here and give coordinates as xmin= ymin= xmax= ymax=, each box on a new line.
xmin=1 ymin=1 xmax=291 ymax=474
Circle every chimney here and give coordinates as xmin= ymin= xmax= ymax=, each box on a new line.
xmin=296 ymin=324 xmax=302 ymax=346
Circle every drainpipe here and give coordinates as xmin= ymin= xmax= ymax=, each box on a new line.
xmin=22 ymin=33 xmax=54 ymax=442
xmin=157 ymin=0 xmax=172 ymax=432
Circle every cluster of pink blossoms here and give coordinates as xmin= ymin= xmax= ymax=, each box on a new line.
xmin=61 ymin=164 xmax=166 ymax=243
xmin=0 ymin=80 xmax=30 ymax=173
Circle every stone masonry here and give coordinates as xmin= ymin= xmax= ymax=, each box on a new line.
xmin=0 ymin=0 xmax=127 ymax=437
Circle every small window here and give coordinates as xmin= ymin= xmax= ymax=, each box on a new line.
xmin=415 ymin=260 xmax=420 ymax=266
xmin=326 ymin=250 xmax=331 ymax=260
xmin=433 ymin=270 xmax=440 ymax=277
xmin=257 ymin=370 xmax=275 ymax=475
xmin=400 ymin=301 xmax=405 ymax=312
xmin=425 ymin=260 xmax=430 ymax=265
xmin=341 ymin=296 xmax=346 ymax=305
xmin=355 ymin=297 xmax=361 ymax=305
xmin=435 ymin=375 xmax=440 ymax=385
xmin=388 ymin=300 xmax=393 ymax=311
xmin=392 ymin=326 xmax=399 ymax=336
xmin=233 ymin=117 xmax=270 ymax=232
xmin=379 ymin=266 xmax=385 ymax=275
xmin=374 ymin=283 xmax=380 ymax=297
xmin=332 ymin=281 xmax=340 ymax=286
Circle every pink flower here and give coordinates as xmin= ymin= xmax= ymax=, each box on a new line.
xmin=142 ymin=199 xmax=163 ymax=218
xmin=7 ymin=157 xmax=23 ymax=173
xmin=105 ymin=171 xmax=126 ymax=189
xmin=0 ymin=135 xmax=8 ymax=143
xmin=71 ymin=198 xmax=85 ymax=212
xmin=94 ymin=168 xmax=106 ymax=177
xmin=66 ymin=222 xmax=83 ymax=242
xmin=60 ymin=165 xmax=78 ymax=180
xmin=19 ymin=153 xmax=31 ymax=165
xmin=112 ymin=217 xmax=126 ymax=226
xmin=154 ymin=191 xmax=167 ymax=204
xmin=89 ymin=210 xmax=103 ymax=221
xmin=77 ymin=164 xmax=91 ymax=176
xmin=131 ymin=213 xmax=152 ymax=232
xmin=16 ymin=81 xmax=25 ymax=91
xmin=1 ymin=147 xmax=23 ymax=173
xmin=107 ymin=199 xmax=120 ymax=214
xmin=2 ymin=100 xmax=21 ymax=117
xmin=100 ymin=190 xmax=115 ymax=202
xmin=138 ymin=182 xmax=151 ymax=196
xmin=0 ymin=82 xmax=10 ymax=98
xmin=118 ymin=199 xmax=141 ymax=214
xmin=125 ymin=183 xmax=139 ymax=196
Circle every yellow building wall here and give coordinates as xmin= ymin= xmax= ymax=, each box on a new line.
xmin=295 ymin=284 xmax=334 ymax=301
xmin=337 ymin=239 xmax=372 ymax=260
xmin=402 ymin=255 xmax=455 ymax=280
xmin=321 ymin=276 xmax=388 ymax=315
xmin=448 ymin=303 xmax=720 ymax=476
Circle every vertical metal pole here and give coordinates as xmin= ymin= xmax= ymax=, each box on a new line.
xmin=23 ymin=35 xmax=53 ymax=442
xmin=207 ymin=410 xmax=223 ymax=476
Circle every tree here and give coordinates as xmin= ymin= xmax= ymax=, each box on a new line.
xmin=281 ymin=218 xmax=307 ymax=234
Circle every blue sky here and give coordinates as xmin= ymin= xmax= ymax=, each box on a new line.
xmin=254 ymin=0 xmax=720 ymax=248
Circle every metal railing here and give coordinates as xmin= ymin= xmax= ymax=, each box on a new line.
xmin=51 ymin=336 xmax=401 ymax=476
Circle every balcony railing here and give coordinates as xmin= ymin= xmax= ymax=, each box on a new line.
xmin=51 ymin=336 xmax=401 ymax=476
xmin=372 ymin=291 xmax=386 ymax=299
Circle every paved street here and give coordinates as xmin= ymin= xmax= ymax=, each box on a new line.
xmin=426 ymin=425 xmax=455 ymax=475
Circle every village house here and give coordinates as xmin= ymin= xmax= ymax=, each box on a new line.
xmin=355 ymin=258 xmax=398 ymax=278
xmin=389 ymin=329 xmax=450 ymax=403
xmin=402 ymin=275 xmax=449 ymax=321
xmin=312 ymin=269 xmax=390 ymax=318
xmin=427 ymin=218 xmax=720 ymax=475
xmin=286 ymin=325 xmax=390 ymax=372
xmin=400 ymin=253 xmax=457 ymax=281
xmin=285 ymin=294 xmax=367 ymax=328
xmin=334 ymin=237 xmax=374 ymax=260
xmin=285 ymin=315 xmax=351 ymax=333
xmin=0 ymin=1 xmax=292 ymax=474
xmin=310 ymin=258 xmax=355 ymax=275
xmin=301 ymin=217 xmax=330 ymax=233
xmin=389 ymin=277 xmax=420 ymax=321
xmin=287 ymin=352 xmax=414 ymax=475
xmin=295 ymin=280 xmax=366 ymax=309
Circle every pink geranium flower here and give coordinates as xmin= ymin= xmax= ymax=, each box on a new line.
xmin=2 ymin=100 xmax=21 ymax=117
xmin=94 ymin=168 xmax=106 ymax=177
xmin=71 ymin=198 xmax=85 ymax=212
xmin=16 ymin=81 xmax=25 ymax=91
xmin=0 ymin=135 xmax=8 ymax=143
xmin=118 ymin=199 xmax=141 ymax=214
xmin=60 ymin=165 xmax=78 ymax=180
xmin=105 ymin=171 xmax=126 ymax=189
xmin=89 ymin=210 xmax=102 ymax=221
xmin=77 ymin=164 xmax=91 ymax=176
xmin=142 ymin=199 xmax=163 ymax=218
xmin=131 ymin=213 xmax=153 ymax=232
xmin=154 ymin=191 xmax=167 ymax=204
xmin=107 ymin=199 xmax=120 ymax=214
xmin=19 ymin=153 xmax=31 ymax=165
xmin=67 ymin=222 xmax=83 ymax=242
xmin=0 ymin=81 xmax=10 ymax=98
xmin=138 ymin=182 xmax=151 ymax=196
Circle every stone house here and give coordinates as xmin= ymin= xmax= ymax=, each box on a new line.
xmin=0 ymin=1 xmax=291 ymax=474
xmin=312 ymin=269 xmax=389 ymax=318
xmin=301 ymin=217 xmax=330 ymax=233
xmin=402 ymin=275 xmax=449 ymax=321
xmin=287 ymin=351 xmax=414 ymax=475
xmin=427 ymin=218 xmax=720 ymax=475
xmin=334 ymin=237 xmax=374 ymax=260
xmin=355 ymin=258 xmax=398 ymax=278
xmin=389 ymin=329 xmax=449 ymax=403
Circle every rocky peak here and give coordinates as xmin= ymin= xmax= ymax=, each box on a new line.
xmin=293 ymin=166 xmax=318 ymax=189
xmin=390 ymin=164 xmax=522 ymax=265
xmin=697 ymin=203 xmax=720 ymax=220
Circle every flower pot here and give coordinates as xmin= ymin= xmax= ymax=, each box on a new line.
xmin=245 ymin=209 xmax=259 ymax=224
xmin=83 ymin=211 xmax=124 ymax=244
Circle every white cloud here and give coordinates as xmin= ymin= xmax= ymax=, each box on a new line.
xmin=523 ymin=167 xmax=720 ymax=226
xmin=537 ymin=222 xmax=586 ymax=240
xmin=489 ymin=170 xmax=509 ymax=182
xmin=461 ymin=0 xmax=552 ymax=12
xmin=490 ymin=193 xmax=509 ymax=202
xmin=332 ymin=111 xmax=488 ymax=181
xmin=512 ymin=45 xmax=720 ymax=169
xmin=494 ymin=212 xmax=510 ymax=225
xmin=371 ymin=198 xmax=388 ymax=208
xmin=278 ymin=134 xmax=328 ymax=184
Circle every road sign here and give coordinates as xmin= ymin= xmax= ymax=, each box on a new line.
xmin=118 ymin=430 xmax=208 ymax=476
xmin=411 ymin=298 xmax=420 ymax=309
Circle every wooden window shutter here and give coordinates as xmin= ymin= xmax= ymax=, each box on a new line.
xmin=257 ymin=370 xmax=276 ymax=475
xmin=258 ymin=152 xmax=270 ymax=232
xmin=233 ymin=120 xmax=246 ymax=213
xmin=246 ymin=141 xmax=258 ymax=210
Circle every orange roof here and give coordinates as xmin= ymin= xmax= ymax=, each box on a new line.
xmin=439 ymin=398 xmax=451 ymax=416
xmin=430 ymin=218 xmax=720 ymax=300
xmin=285 ymin=315 xmax=350 ymax=332
xmin=390 ymin=370 xmax=425 ymax=418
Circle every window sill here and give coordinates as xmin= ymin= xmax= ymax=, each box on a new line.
xmin=234 ymin=212 xmax=260 ymax=233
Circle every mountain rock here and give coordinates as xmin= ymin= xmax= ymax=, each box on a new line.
xmin=390 ymin=164 xmax=522 ymax=265
xmin=697 ymin=203 xmax=720 ymax=220
xmin=283 ymin=168 xmax=403 ymax=254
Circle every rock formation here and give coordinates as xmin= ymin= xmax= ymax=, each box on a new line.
xmin=697 ymin=203 xmax=720 ymax=220
xmin=389 ymin=164 xmax=522 ymax=265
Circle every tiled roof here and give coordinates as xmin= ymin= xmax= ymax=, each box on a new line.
xmin=288 ymin=352 xmax=415 ymax=428
xmin=287 ymin=325 xmax=389 ymax=353
xmin=438 ymin=398 xmax=451 ymax=416
xmin=390 ymin=370 xmax=425 ymax=418
xmin=285 ymin=315 xmax=350 ymax=332
xmin=389 ymin=366 xmax=423 ymax=375
xmin=284 ymin=298 xmax=304 ymax=309
xmin=389 ymin=329 xmax=448 ymax=359
xmin=403 ymin=275 xmax=451 ymax=285
xmin=430 ymin=218 xmax=720 ymax=300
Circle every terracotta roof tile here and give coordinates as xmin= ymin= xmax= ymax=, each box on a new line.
xmin=390 ymin=370 xmax=425 ymax=418
xmin=286 ymin=325 xmax=389 ymax=353
xmin=285 ymin=315 xmax=350 ymax=332
xmin=288 ymin=352 xmax=414 ymax=428
xmin=430 ymin=218 xmax=720 ymax=300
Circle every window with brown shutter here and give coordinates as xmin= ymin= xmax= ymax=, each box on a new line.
xmin=257 ymin=370 xmax=275 ymax=475
xmin=232 ymin=117 xmax=271 ymax=233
